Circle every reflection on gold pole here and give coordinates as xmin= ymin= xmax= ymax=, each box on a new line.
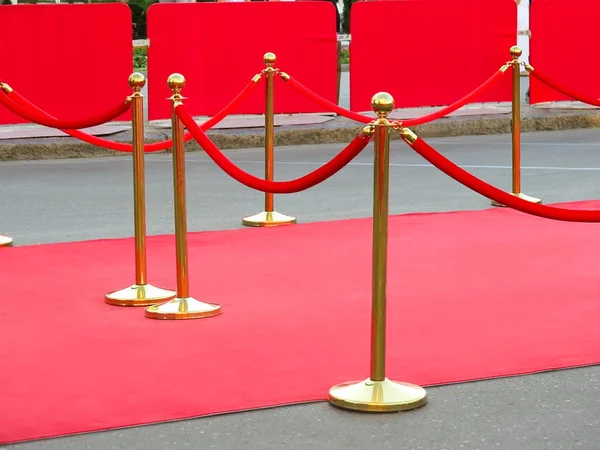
xmin=0 ymin=234 xmax=13 ymax=247
xmin=105 ymin=73 xmax=176 ymax=306
xmin=328 ymin=93 xmax=427 ymax=413
xmin=492 ymin=46 xmax=541 ymax=207
xmin=145 ymin=74 xmax=222 ymax=320
xmin=242 ymin=52 xmax=296 ymax=227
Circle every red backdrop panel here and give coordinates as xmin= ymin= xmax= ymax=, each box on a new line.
xmin=349 ymin=0 xmax=515 ymax=112
xmin=0 ymin=4 xmax=132 ymax=126
xmin=147 ymin=3 xmax=338 ymax=120
xmin=529 ymin=0 xmax=600 ymax=104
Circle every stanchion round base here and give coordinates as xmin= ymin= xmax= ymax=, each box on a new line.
xmin=105 ymin=284 xmax=176 ymax=307
xmin=0 ymin=235 xmax=14 ymax=247
xmin=242 ymin=211 xmax=296 ymax=227
xmin=328 ymin=378 xmax=427 ymax=413
xmin=145 ymin=297 xmax=222 ymax=320
xmin=491 ymin=192 xmax=542 ymax=208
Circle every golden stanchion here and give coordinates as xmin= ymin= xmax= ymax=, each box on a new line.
xmin=0 ymin=234 xmax=13 ymax=247
xmin=242 ymin=52 xmax=296 ymax=227
xmin=145 ymin=74 xmax=222 ymax=320
xmin=328 ymin=93 xmax=427 ymax=412
xmin=105 ymin=73 xmax=176 ymax=306
xmin=492 ymin=46 xmax=541 ymax=207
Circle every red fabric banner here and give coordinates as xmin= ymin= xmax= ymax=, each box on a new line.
xmin=349 ymin=0 xmax=515 ymax=112
xmin=147 ymin=2 xmax=338 ymax=120
xmin=529 ymin=0 xmax=600 ymax=105
xmin=0 ymin=4 xmax=132 ymax=126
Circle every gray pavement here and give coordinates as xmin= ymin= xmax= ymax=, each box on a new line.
xmin=1 ymin=128 xmax=600 ymax=245
xmin=6 ymin=367 xmax=600 ymax=450
xmin=2 ymin=129 xmax=600 ymax=449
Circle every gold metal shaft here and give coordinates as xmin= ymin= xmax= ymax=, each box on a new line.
xmin=491 ymin=47 xmax=541 ymax=207
xmin=131 ymin=85 xmax=147 ymax=285
xmin=145 ymin=74 xmax=221 ymax=320
xmin=241 ymin=53 xmax=296 ymax=227
xmin=328 ymin=93 xmax=426 ymax=413
xmin=511 ymin=49 xmax=521 ymax=195
xmin=264 ymin=56 xmax=275 ymax=213
xmin=104 ymin=73 xmax=176 ymax=307
xmin=170 ymin=86 xmax=190 ymax=299
xmin=370 ymin=115 xmax=390 ymax=382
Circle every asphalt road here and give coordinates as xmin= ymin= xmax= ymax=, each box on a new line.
xmin=2 ymin=128 xmax=600 ymax=449
xmin=1 ymin=128 xmax=599 ymax=246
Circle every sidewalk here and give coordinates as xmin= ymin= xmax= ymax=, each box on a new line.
xmin=2 ymin=75 xmax=600 ymax=161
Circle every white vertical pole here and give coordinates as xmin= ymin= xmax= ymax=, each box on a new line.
xmin=517 ymin=0 xmax=531 ymax=74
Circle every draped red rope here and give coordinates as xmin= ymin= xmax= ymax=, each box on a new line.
xmin=176 ymin=103 xmax=372 ymax=194
xmin=0 ymin=78 xmax=259 ymax=152
xmin=404 ymin=134 xmax=600 ymax=222
xmin=282 ymin=66 xmax=508 ymax=127
xmin=283 ymin=76 xmax=372 ymax=123
xmin=0 ymin=90 xmax=131 ymax=129
xmin=400 ymin=68 xmax=508 ymax=127
xmin=528 ymin=67 xmax=600 ymax=108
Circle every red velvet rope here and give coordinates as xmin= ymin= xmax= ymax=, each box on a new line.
xmin=284 ymin=68 xmax=507 ymax=127
xmin=0 ymin=78 xmax=259 ymax=152
xmin=0 ymin=90 xmax=131 ymax=129
xmin=401 ymin=69 xmax=507 ymax=127
xmin=528 ymin=68 xmax=600 ymax=107
xmin=284 ymin=77 xmax=372 ymax=123
xmin=405 ymin=135 xmax=600 ymax=222
xmin=176 ymin=103 xmax=372 ymax=194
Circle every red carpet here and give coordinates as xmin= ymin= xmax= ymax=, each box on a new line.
xmin=2 ymin=202 xmax=600 ymax=444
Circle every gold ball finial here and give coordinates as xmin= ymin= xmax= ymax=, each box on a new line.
xmin=128 ymin=72 xmax=146 ymax=92
xmin=361 ymin=125 xmax=375 ymax=138
xmin=510 ymin=46 xmax=522 ymax=59
xmin=167 ymin=73 xmax=186 ymax=93
xmin=264 ymin=52 xmax=277 ymax=67
xmin=371 ymin=92 xmax=395 ymax=117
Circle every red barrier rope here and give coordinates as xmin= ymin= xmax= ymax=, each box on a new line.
xmin=0 ymin=77 xmax=259 ymax=152
xmin=399 ymin=68 xmax=508 ymax=127
xmin=281 ymin=66 xmax=508 ymax=127
xmin=401 ymin=131 xmax=600 ymax=222
xmin=0 ymin=88 xmax=131 ymax=130
xmin=282 ymin=75 xmax=372 ymax=123
xmin=176 ymin=103 xmax=372 ymax=194
xmin=527 ymin=66 xmax=600 ymax=108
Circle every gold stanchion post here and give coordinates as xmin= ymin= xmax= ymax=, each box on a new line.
xmin=492 ymin=46 xmax=541 ymax=207
xmin=105 ymin=73 xmax=176 ymax=306
xmin=0 ymin=234 xmax=13 ymax=247
xmin=328 ymin=93 xmax=427 ymax=413
xmin=145 ymin=74 xmax=222 ymax=320
xmin=242 ymin=52 xmax=296 ymax=227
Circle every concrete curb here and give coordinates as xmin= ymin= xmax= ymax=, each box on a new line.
xmin=1 ymin=109 xmax=600 ymax=161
